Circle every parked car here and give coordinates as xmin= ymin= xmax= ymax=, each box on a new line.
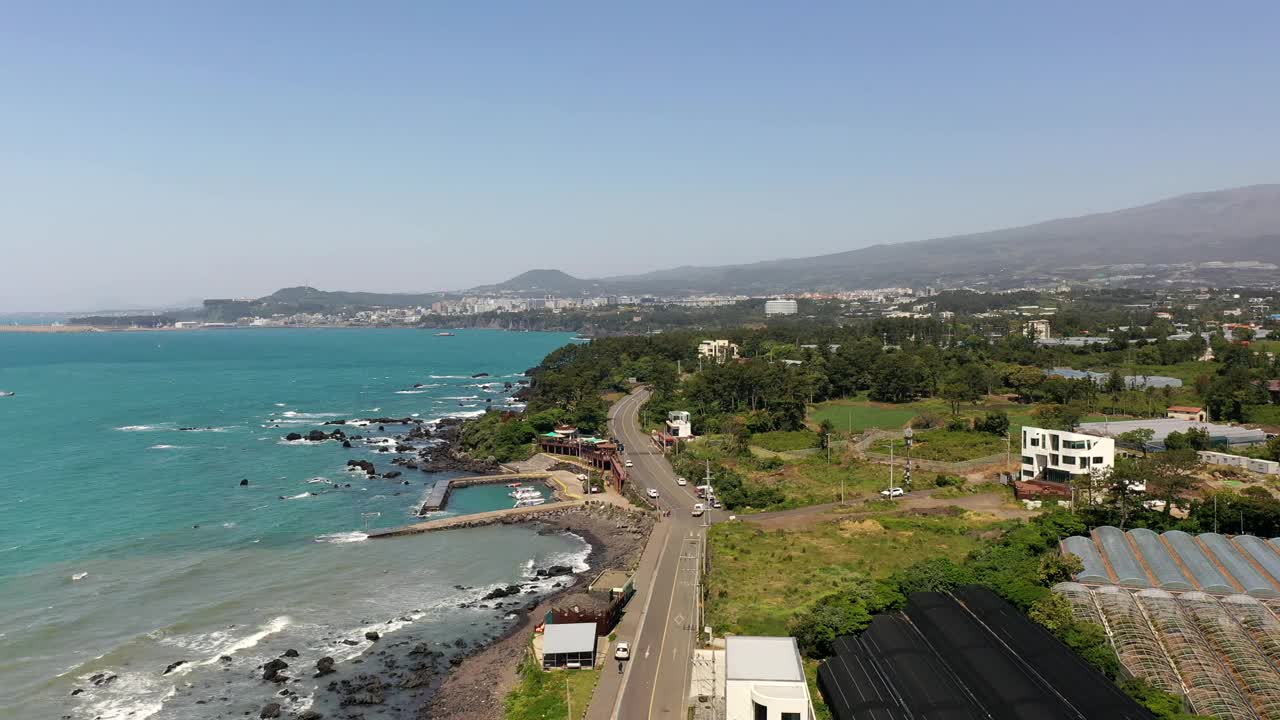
xmin=711 ymin=498 xmax=722 ymax=508
xmin=676 ymin=477 xmax=687 ymax=486
xmin=614 ymin=641 xmax=630 ymax=660
xmin=647 ymin=488 xmax=659 ymax=499
xmin=691 ymin=503 xmax=705 ymax=517
xmin=880 ymin=487 xmax=905 ymax=498
xmin=624 ymin=460 xmax=634 ymax=468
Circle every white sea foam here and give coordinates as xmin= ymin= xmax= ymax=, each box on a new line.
xmin=446 ymin=409 xmax=487 ymax=419
xmin=442 ymin=395 xmax=479 ymax=400
xmin=394 ymin=390 xmax=430 ymax=394
xmin=147 ymin=444 xmax=183 ymax=450
xmin=221 ymin=522 xmax=236 ymax=529
xmin=72 ymin=672 xmax=175 ymax=720
xmin=306 ymin=477 xmax=332 ymax=485
xmin=279 ymin=410 xmax=342 ymax=419
xmin=282 ymin=492 xmax=314 ymax=500
xmin=428 ymin=374 xmax=469 ymax=379
xmin=274 ymin=402 xmax=287 ymax=407
xmin=314 ymin=531 xmax=369 ymax=544
xmin=115 ymin=424 xmax=169 ymax=432
xmin=72 ymin=571 xmax=89 ymax=581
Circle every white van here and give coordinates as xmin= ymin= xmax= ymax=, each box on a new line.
xmin=691 ymin=503 xmax=705 ymax=517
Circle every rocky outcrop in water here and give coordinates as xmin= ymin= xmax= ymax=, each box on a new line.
xmin=261 ymin=658 xmax=289 ymax=682
xmin=346 ymin=459 xmax=377 ymax=476
xmin=259 ymin=702 xmax=281 ymax=718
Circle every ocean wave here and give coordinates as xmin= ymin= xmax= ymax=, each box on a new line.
xmin=441 ymin=395 xmax=479 ymax=400
xmin=445 ymin=409 xmax=487 ymax=419
xmin=314 ymin=531 xmax=368 ymax=544
xmin=72 ymin=671 xmax=175 ymax=720
xmin=115 ymin=424 xmax=170 ymax=432
xmin=306 ymin=477 xmax=332 ymax=485
xmin=147 ymin=444 xmax=184 ymax=450
xmin=281 ymin=492 xmax=315 ymax=500
xmin=279 ymin=410 xmax=343 ymax=419
xmin=274 ymin=402 xmax=287 ymax=407
xmin=394 ymin=390 xmax=430 ymax=395
xmin=428 ymin=374 xmax=469 ymax=379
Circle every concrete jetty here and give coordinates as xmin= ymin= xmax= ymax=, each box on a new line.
xmin=370 ymin=499 xmax=585 ymax=537
xmin=418 ymin=472 xmax=556 ymax=513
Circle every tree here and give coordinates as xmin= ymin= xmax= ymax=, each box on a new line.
xmin=1033 ymin=404 xmax=1081 ymax=431
xmin=890 ymin=557 xmax=975 ymax=596
xmin=1146 ymin=452 xmax=1202 ymax=517
xmin=1099 ymin=463 xmax=1148 ymax=531
xmin=818 ymin=419 xmax=835 ymax=449
xmin=868 ymin=353 xmax=927 ymax=403
xmin=1104 ymin=369 xmax=1127 ymax=396
xmin=1116 ymin=428 xmax=1155 ymax=456
xmin=940 ymin=380 xmax=973 ymax=416
xmin=975 ymin=410 xmax=1009 ymax=436
xmin=1006 ymin=365 xmax=1045 ymax=403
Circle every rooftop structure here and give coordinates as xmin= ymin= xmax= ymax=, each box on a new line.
xmin=1077 ymin=418 xmax=1266 ymax=450
xmin=1047 ymin=367 xmax=1183 ymax=389
xmin=725 ymin=636 xmax=811 ymax=720
xmin=541 ymin=622 xmax=597 ymax=669
xmin=1061 ymin=527 xmax=1280 ymax=598
xmin=697 ymin=339 xmax=740 ymax=364
xmin=817 ymin=587 xmax=1152 ymax=720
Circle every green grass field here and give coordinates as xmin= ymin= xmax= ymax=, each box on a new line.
xmin=706 ymin=513 xmax=999 ymax=637
xmin=807 ymin=399 xmax=929 ymax=432
xmin=504 ymin=650 xmax=602 ymax=720
xmin=751 ymin=429 xmax=820 ymax=452
xmin=872 ymin=429 xmax=1007 ymax=461
xmin=726 ymin=455 xmax=940 ymax=509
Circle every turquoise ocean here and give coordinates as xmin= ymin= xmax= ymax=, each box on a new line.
xmin=0 ymin=328 xmax=584 ymax=719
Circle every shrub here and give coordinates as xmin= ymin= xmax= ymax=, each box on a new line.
xmin=911 ymin=413 xmax=943 ymax=430
xmin=933 ymin=474 xmax=964 ymax=488
xmin=946 ymin=416 xmax=971 ymax=432
xmin=974 ymin=410 xmax=1010 ymax=436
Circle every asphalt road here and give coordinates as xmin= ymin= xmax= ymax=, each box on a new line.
xmin=608 ymin=388 xmax=708 ymax=719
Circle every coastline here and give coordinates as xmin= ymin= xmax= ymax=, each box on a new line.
xmin=422 ymin=503 xmax=656 ymax=720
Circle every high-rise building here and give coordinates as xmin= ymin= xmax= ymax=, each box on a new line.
xmin=764 ymin=299 xmax=798 ymax=316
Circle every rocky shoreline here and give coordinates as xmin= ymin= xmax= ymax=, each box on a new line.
xmin=421 ymin=503 xmax=655 ymax=720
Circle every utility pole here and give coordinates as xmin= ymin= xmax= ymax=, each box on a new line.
xmin=889 ymin=442 xmax=895 ymax=497
xmin=904 ymin=428 xmax=913 ymax=492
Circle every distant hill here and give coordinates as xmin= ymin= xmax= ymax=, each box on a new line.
xmin=595 ymin=184 xmax=1280 ymax=293
xmin=464 ymin=269 xmax=607 ymax=296
xmin=252 ymin=286 xmax=446 ymax=309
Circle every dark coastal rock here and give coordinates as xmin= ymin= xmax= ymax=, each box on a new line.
xmin=297 ymin=711 xmax=324 ymax=720
xmin=346 ymin=459 xmax=376 ymax=476
xmin=261 ymin=658 xmax=289 ymax=682
xmin=259 ymin=702 xmax=281 ymax=719
xmin=70 ymin=688 xmax=83 ymax=696
xmin=338 ymin=674 xmax=387 ymax=706
xmin=364 ymin=631 xmax=380 ymax=642
xmin=341 ymin=639 xmax=360 ymax=646
xmin=315 ymin=656 xmax=336 ymax=677
xmin=323 ymin=419 xmax=347 ymax=425
xmin=471 ymin=372 xmax=489 ymax=378
xmin=218 ymin=655 xmax=232 ymax=664
xmin=282 ymin=649 xmax=299 ymax=658
xmin=306 ymin=430 xmax=327 ymax=442
xmin=285 ymin=433 xmax=303 ymax=441
xmin=481 ymin=584 xmax=522 ymax=601
xmin=239 ymin=478 xmax=249 ymax=486
xmin=162 ymin=660 xmax=186 ymax=675
xmin=382 ymin=471 xmax=401 ymax=479
xmin=341 ymin=440 xmax=352 ymax=448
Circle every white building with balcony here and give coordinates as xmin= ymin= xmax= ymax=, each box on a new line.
xmin=698 ymin=339 xmax=740 ymax=364
xmin=665 ymin=411 xmax=692 ymax=438
xmin=1020 ymin=426 xmax=1115 ymax=483
xmin=725 ymin=636 xmax=812 ymax=720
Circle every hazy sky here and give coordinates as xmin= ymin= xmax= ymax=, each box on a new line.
xmin=3 ymin=2 xmax=1279 ymax=311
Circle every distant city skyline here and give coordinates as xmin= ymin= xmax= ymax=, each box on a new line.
xmin=3 ymin=2 xmax=1280 ymax=311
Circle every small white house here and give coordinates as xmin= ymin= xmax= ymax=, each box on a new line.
xmin=666 ymin=411 xmax=692 ymax=438
xmin=1021 ymin=426 xmax=1115 ymax=483
xmin=725 ymin=636 xmax=812 ymax=720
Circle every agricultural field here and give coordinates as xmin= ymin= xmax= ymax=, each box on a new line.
xmin=706 ymin=511 xmax=1004 ymax=637
xmin=807 ymin=398 xmax=922 ymax=432
xmin=724 ymin=454 xmax=940 ymax=509
xmin=751 ymin=429 xmax=820 ymax=452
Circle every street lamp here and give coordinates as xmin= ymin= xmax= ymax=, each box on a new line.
xmin=903 ymin=428 xmax=914 ymax=492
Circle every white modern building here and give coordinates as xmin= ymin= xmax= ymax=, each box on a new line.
xmin=698 ymin=339 xmax=740 ymax=364
xmin=725 ymin=636 xmax=812 ymax=720
xmin=764 ymin=299 xmax=798 ymax=316
xmin=1020 ymin=426 xmax=1115 ymax=483
xmin=666 ymin=411 xmax=692 ymax=438
xmin=1024 ymin=319 xmax=1051 ymax=341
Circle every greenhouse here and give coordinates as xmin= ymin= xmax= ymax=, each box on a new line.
xmin=1062 ymin=535 xmax=1111 ymax=584
xmin=1135 ymin=589 xmax=1256 ymax=720
xmin=1096 ymin=525 xmax=1150 ymax=587
xmin=1089 ymin=586 xmax=1183 ymax=695
xmin=1164 ymin=531 xmax=1238 ymax=594
xmin=1178 ymin=591 xmax=1280 ymax=718
xmin=1221 ymin=594 xmax=1280 ymax=675
xmin=1128 ymin=528 xmax=1195 ymax=591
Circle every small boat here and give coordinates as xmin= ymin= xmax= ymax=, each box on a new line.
xmin=0 ymin=391 xmax=13 ymax=397
xmin=510 ymin=487 xmax=542 ymax=499
xmin=514 ymin=497 xmax=546 ymax=508
xmin=434 ymin=332 xmax=454 ymax=337
xmin=507 ymin=482 xmax=523 ymax=488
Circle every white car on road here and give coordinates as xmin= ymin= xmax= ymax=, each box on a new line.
xmin=676 ymin=477 xmax=687 ymax=486
xmin=691 ymin=503 xmax=705 ymax=517
xmin=624 ymin=460 xmax=634 ymax=468
xmin=647 ymin=488 xmax=659 ymax=499
xmin=614 ymin=641 xmax=630 ymax=660
xmin=880 ymin=487 xmax=905 ymax=498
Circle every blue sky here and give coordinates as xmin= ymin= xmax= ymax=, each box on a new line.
xmin=2 ymin=1 xmax=1279 ymax=310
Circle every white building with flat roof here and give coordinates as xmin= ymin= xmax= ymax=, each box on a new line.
xmin=1021 ymin=426 xmax=1115 ymax=484
xmin=764 ymin=299 xmax=798 ymax=316
xmin=724 ymin=636 xmax=812 ymax=720
xmin=665 ymin=411 xmax=692 ymax=438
